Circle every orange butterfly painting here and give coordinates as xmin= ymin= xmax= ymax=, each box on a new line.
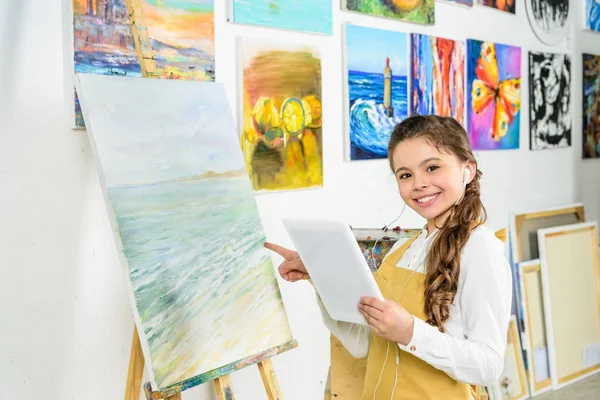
xmin=467 ymin=40 xmax=521 ymax=150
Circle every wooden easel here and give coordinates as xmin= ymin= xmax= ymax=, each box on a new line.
xmin=124 ymin=327 xmax=289 ymax=400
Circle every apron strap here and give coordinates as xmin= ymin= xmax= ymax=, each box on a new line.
xmin=382 ymin=233 xmax=421 ymax=267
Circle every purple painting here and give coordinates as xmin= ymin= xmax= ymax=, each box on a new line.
xmin=467 ymin=39 xmax=521 ymax=150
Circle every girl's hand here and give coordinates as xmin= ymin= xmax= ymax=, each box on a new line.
xmin=358 ymin=297 xmax=415 ymax=346
xmin=264 ymin=242 xmax=310 ymax=282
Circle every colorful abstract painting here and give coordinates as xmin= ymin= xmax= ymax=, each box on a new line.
xmin=74 ymin=74 xmax=295 ymax=392
xmin=240 ymin=38 xmax=323 ymax=191
xmin=345 ymin=24 xmax=408 ymax=160
xmin=478 ymin=0 xmax=515 ymax=14
xmin=410 ymin=33 xmax=465 ymax=125
xmin=72 ymin=0 xmax=215 ymax=129
xmin=232 ymin=0 xmax=332 ymax=35
xmin=529 ymin=51 xmax=571 ymax=150
xmin=583 ymin=54 xmax=600 ymax=158
xmin=585 ymin=0 xmax=600 ymax=32
xmin=344 ymin=0 xmax=435 ymax=25
xmin=467 ymin=40 xmax=521 ymax=150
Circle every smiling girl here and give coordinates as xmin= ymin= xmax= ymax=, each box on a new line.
xmin=265 ymin=115 xmax=512 ymax=399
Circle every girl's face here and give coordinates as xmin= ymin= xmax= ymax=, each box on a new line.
xmin=391 ymin=137 xmax=475 ymax=224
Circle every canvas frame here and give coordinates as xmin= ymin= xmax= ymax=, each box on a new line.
xmin=494 ymin=316 xmax=528 ymax=400
xmin=518 ymin=259 xmax=552 ymax=397
xmin=340 ymin=23 xmax=411 ymax=162
xmin=538 ymin=222 xmax=600 ymax=390
xmin=508 ymin=203 xmax=585 ymax=334
xmin=74 ymin=73 xmax=297 ymax=396
xmin=509 ymin=203 xmax=585 ymax=267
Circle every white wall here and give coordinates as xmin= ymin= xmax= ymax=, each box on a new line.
xmin=0 ymin=0 xmax=597 ymax=399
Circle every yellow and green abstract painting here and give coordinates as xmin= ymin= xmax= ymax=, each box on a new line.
xmin=344 ymin=0 xmax=435 ymax=25
xmin=240 ymin=38 xmax=323 ymax=192
xmin=74 ymin=74 xmax=294 ymax=392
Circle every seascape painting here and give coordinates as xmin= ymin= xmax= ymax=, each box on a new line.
xmin=410 ymin=33 xmax=465 ymax=125
xmin=141 ymin=0 xmax=215 ymax=81
xmin=344 ymin=24 xmax=408 ymax=160
xmin=232 ymin=0 xmax=332 ymax=35
xmin=240 ymin=38 xmax=323 ymax=191
xmin=74 ymin=74 xmax=294 ymax=391
xmin=467 ymin=39 xmax=521 ymax=150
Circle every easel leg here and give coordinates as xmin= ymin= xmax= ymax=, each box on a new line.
xmin=165 ymin=394 xmax=182 ymax=400
xmin=258 ymin=359 xmax=283 ymax=400
xmin=214 ymin=374 xmax=235 ymax=400
xmin=125 ymin=327 xmax=145 ymax=400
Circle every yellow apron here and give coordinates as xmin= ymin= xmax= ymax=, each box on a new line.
xmin=362 ymin=234 xmax=478 ymax=400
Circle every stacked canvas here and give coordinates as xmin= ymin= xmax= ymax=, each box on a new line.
xmin=508 ymin=204 xmax=600 ymax=398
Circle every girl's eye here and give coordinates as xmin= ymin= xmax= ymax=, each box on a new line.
xmin=398 ymin=173 xmax=411 ymax=180
xmin=426 ymin=165 xmax=439 ymax=172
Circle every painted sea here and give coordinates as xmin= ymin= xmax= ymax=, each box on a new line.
xmin=348 ymin=70 xmax=408 ymax=159
xmin=232 ymin=0 xmax=332 ymax=35
xmin=110 ymin=177 xmax=291 ymax=388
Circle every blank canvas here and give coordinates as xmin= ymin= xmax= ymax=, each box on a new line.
xmin=519 ymin=260 xmax=552 ymax=396
xmin=538 ymin=222 xmax=600 ymax=389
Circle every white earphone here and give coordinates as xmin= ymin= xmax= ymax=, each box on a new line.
xmin=463 ymin=168 xmax=470 ymax=186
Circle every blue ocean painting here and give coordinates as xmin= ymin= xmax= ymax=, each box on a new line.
xmin=232 ymin=0 xmax=332 ymax=35
xmin=345 ymin=24 xmax=408 ymax=160
xmin=75 ymin=74 xmax=293 ymax=390
xmin=586 ymin=0 xmax=600 ymax=32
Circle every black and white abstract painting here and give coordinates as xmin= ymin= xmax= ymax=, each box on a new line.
xmin=529 ymin=51 xmax=572 ymax=150
xmin=525 ymin=0 xmax=570 ymax=45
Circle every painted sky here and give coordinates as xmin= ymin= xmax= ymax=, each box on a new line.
xmin=345 ymin=24 xmax=408 ymax=76
xmin=142 ymin=0 xmax=214 ymax=55
xmin=76 ymin=75 xmax=240 ymax=187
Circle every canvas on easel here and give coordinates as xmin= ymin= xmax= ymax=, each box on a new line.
xmin=74 ymin=73 xmax=296 ymax=397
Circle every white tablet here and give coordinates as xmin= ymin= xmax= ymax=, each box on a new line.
xmin=282 ymin=217 xmax=384 ymax=325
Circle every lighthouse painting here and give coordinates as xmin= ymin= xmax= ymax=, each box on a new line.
xmin=344 ymin=24 xmax=409 ymax=161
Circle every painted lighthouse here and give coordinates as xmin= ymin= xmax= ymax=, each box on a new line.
xmin=383 ymin=57 xmax=394 ymax=118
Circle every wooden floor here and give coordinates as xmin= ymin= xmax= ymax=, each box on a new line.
xmin=534 ymin=373 xmax=600 ymax=399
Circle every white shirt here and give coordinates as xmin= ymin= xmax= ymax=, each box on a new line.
xmin=314 ymin=225 xmax=513 ymax=388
